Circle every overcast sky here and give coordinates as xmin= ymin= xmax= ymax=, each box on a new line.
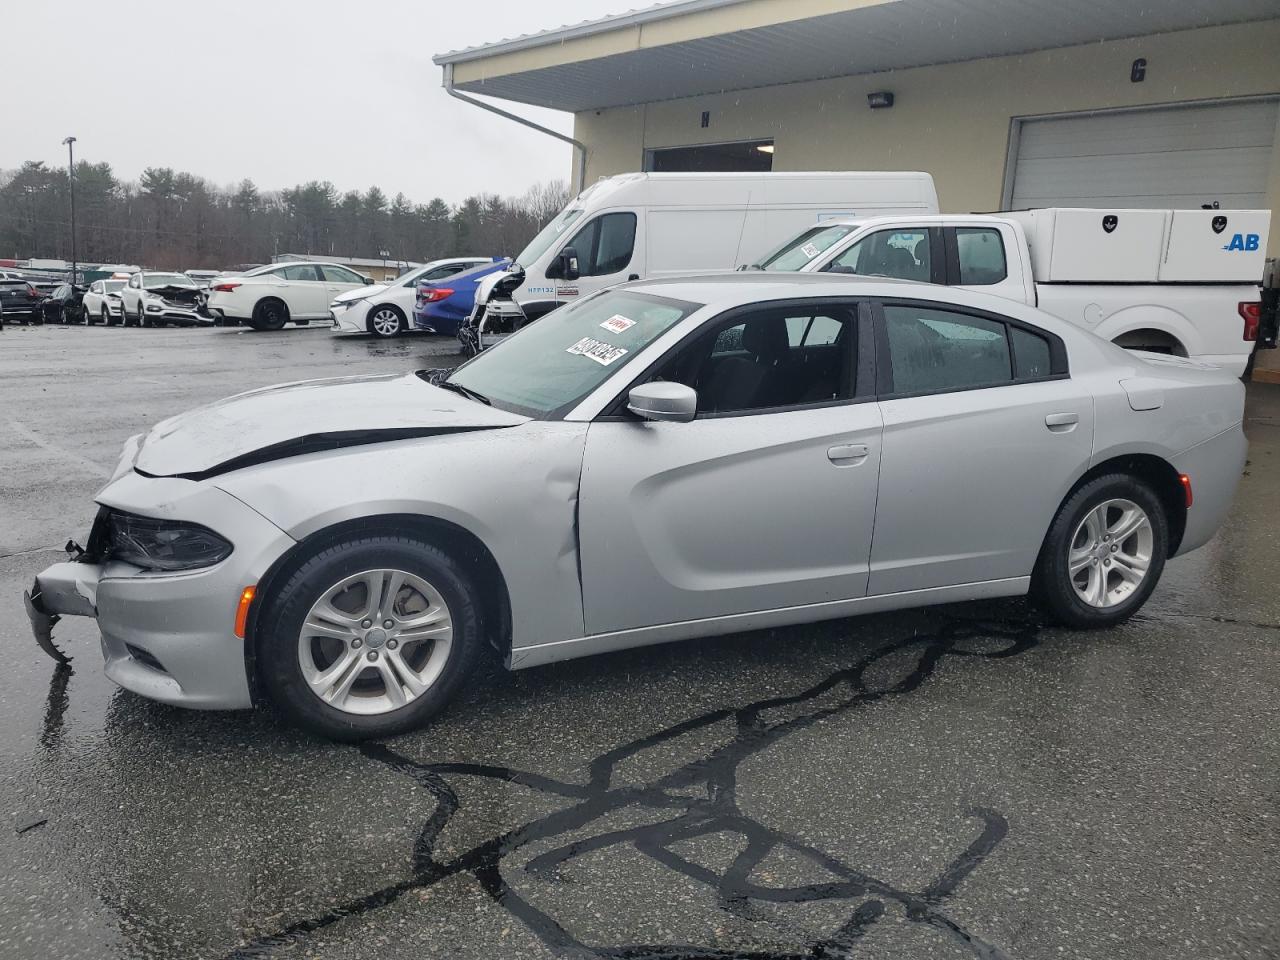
xmin=5 ymin=0 xmax=627 ymax=203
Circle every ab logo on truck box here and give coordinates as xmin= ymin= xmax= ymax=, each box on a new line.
xmin=1223 ymin=233 xmax=1261 ymax=252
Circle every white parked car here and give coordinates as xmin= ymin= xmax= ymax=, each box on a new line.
xmin=330 ymin=257 xmax=494 ymax=338
xmin=206 ymin=261 xmax=373 ymax=330
xmin=119 ymin=272 xmax=206 ymax=327
xmin=82 ymin=278 xmax=127 ymax=326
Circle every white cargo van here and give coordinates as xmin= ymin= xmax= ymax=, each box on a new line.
xmin=755 ymin=207 xmax=1271 ymax=376
xmin=461 ymin=171 xmax=939 ymax=352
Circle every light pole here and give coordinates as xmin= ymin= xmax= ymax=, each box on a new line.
xmin=62 ymin=136 xmax=77 ymax=285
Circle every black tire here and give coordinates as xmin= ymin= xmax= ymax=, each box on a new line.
xmin=102 ymin=308 xmax=113 ymax=326
xmin=252 ymin=298 xmax=289 ymax=331
xmin=257 ymin=534 xmax=483 ymax=741
xmin=1032 ymin=473 xmax=1168 ymax=629
xmin=366 ymin=303 xmax=406 ymax=338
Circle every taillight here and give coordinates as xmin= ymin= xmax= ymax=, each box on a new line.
xmin=420 ymin=287 xmax=453 ymax=303
xmin=211 ymin=281 xmax=241 ymax=293
xmin=1240 ymin=301 xmax=1261 ymax=341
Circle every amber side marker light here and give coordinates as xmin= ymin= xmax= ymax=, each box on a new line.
xmin=1179 ymin=474 xmax=1193 ymax=508
xmin=234 ymin=586 xmax=257 ymax=639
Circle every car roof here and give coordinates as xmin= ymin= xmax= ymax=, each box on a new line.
xmin=624 ymin=273 xmax=1073 ymax=335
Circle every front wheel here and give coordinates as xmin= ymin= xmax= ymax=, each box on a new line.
xmin=257 ymin=535 xmax=483 ymax=740
xmin=1033 ymin=474 xmax=1168 ymax=628
xmin=367 ymin=304 xmax=405 ymax=338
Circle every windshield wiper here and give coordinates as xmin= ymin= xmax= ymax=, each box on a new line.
xmin=436 ymin=379 xmax=491 ymax=406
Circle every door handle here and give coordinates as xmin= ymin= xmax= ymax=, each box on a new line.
xmin=1045 ymin=412 xmax=1079 ymax=432
xmin=827 ymin=443 xmax=869 ymax=464
xmin=627 ymin=274 xmax=640 ymax=281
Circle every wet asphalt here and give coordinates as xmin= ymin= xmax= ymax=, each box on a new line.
xmin=0 ymin=322 xmax=1278 ymax=960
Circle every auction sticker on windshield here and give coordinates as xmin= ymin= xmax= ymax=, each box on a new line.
xmin=567 ymin=336 xmax=628 ymax=366
xmin=800 ymin=242 xmax=821 ymax=259
xmin=600 ymin=314 xmax=636 ymax=334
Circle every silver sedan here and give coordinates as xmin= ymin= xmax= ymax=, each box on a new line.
xmin=25 ymin=275 xmax=1246 ymax=739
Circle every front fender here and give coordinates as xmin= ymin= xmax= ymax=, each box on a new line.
xmin=214 ymin=422 xmax=590 ymax=650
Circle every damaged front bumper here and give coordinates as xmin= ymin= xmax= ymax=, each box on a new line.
xmin=21 ymin=470 xmax=299 ymax=710
xmin=24 ymin=558 xmax=97 ymax=663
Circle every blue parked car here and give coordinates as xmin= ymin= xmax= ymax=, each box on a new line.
xmin=414 ymin=258 xmax=511 ymax=335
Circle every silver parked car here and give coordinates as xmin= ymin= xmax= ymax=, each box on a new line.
xmin=25 ymin=275 xmax=1246 ymax=739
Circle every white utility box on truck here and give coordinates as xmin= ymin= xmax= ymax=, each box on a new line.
xmin=759 ymin=206 xmax=1272 ymax=377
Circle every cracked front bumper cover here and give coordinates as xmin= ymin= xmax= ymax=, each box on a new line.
xmin=23 ymin=561 xmax=101 ymax=663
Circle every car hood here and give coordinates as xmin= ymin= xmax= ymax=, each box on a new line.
xmin=132 ymin=372 xmax=528 ymax=480
xmin=333 ymin=283 xmax=388 ymax=304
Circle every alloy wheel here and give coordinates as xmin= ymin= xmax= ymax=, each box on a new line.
xmin=370 ymin=307 xmax=401 ymax=337
xmin=1068 ymin=498 xmax=1153 ymax=608
xmin=297 ymin=569 xmax=453 ymax=715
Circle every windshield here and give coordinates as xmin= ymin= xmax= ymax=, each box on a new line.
xmin=143 ymin=273 xmax=195 ymax=289
xmin=104 ymin=280 xmax=125 ymax=293
xmin=446 ymin=289 xmax=699 ymax=417
xmin=758 ymin=223 xmax=859 ymax=271
xmin=513 ymin=207 xmax=584 ymax=267
xmin=242 ymin=264 xmax=280 ymax=277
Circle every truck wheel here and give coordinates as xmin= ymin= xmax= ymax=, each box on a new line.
xmin=252 ymin=298 xmax=289 ymax=331
xmin=256 ymin=534 xmax=483 ymax=741
xmin=367 ymin=304 xmax=405 ymax=338
xmin=1032 ymin=474 xmax=1167 ymax=629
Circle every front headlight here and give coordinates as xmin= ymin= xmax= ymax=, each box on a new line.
xmin=332 ymin=298 xmax=364 ymax=310
xmin=107 ymin=511 xmax=233 ymax=571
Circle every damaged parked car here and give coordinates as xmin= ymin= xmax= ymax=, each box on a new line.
xmin=40 ymin=283 xmax=87 ymax=325
xmin=25 ymin=276 xmax=1246 ymax=740
xmin=119 ymin=272 xmax=208 ymax=327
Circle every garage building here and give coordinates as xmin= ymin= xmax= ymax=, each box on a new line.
xmin=435 ymin=0 xmax=1280 ymax=255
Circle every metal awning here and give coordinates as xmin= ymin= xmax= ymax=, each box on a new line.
xmin=435 ymin=0 xmax=1280 ymax=112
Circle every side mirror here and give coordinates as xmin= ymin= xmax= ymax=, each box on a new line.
xmin=627 ymin=382 xmax=697 ymax=423
xmin=362 ymin=276 xmax=375 ymax=285
xmin=548 ymin=246 xmax=580 ymax=282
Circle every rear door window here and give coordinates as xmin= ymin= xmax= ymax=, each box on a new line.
xmin=955 ymin=228 xmax=1008 ymax=284
xmin=882 ymin=304 xmax=1011 ymax=395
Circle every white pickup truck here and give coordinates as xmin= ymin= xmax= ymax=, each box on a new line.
xmin=755 ymin=207 xmax=1271 ymax=377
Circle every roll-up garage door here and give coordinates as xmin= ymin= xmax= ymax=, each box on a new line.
xmin=1009 ymin=98 xmax=1278 ymax=209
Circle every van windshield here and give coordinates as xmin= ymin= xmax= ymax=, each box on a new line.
xmin=514 ymin=208 xmax=584 ymax=268
xmin=757 ymin=223 xmax=859 ymax=271
xmin=443 ymin=289 xmax=698 ymax=417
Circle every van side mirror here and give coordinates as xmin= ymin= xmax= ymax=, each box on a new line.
xmin=627 ymin=382 xmax=697 ymax=423
xmin=548 ymin=246 xmax=580 ymax=282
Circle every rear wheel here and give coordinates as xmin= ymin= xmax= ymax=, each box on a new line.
xmin=1033 ymin=474 xmax=1167 ymax=628
xmin=367 ymin=304 xmax=405 ymax=338
xmin=252 ymin=298 xmax=289 ymax=331
xmin=257 ymin=535 xmax=483 ymax=740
